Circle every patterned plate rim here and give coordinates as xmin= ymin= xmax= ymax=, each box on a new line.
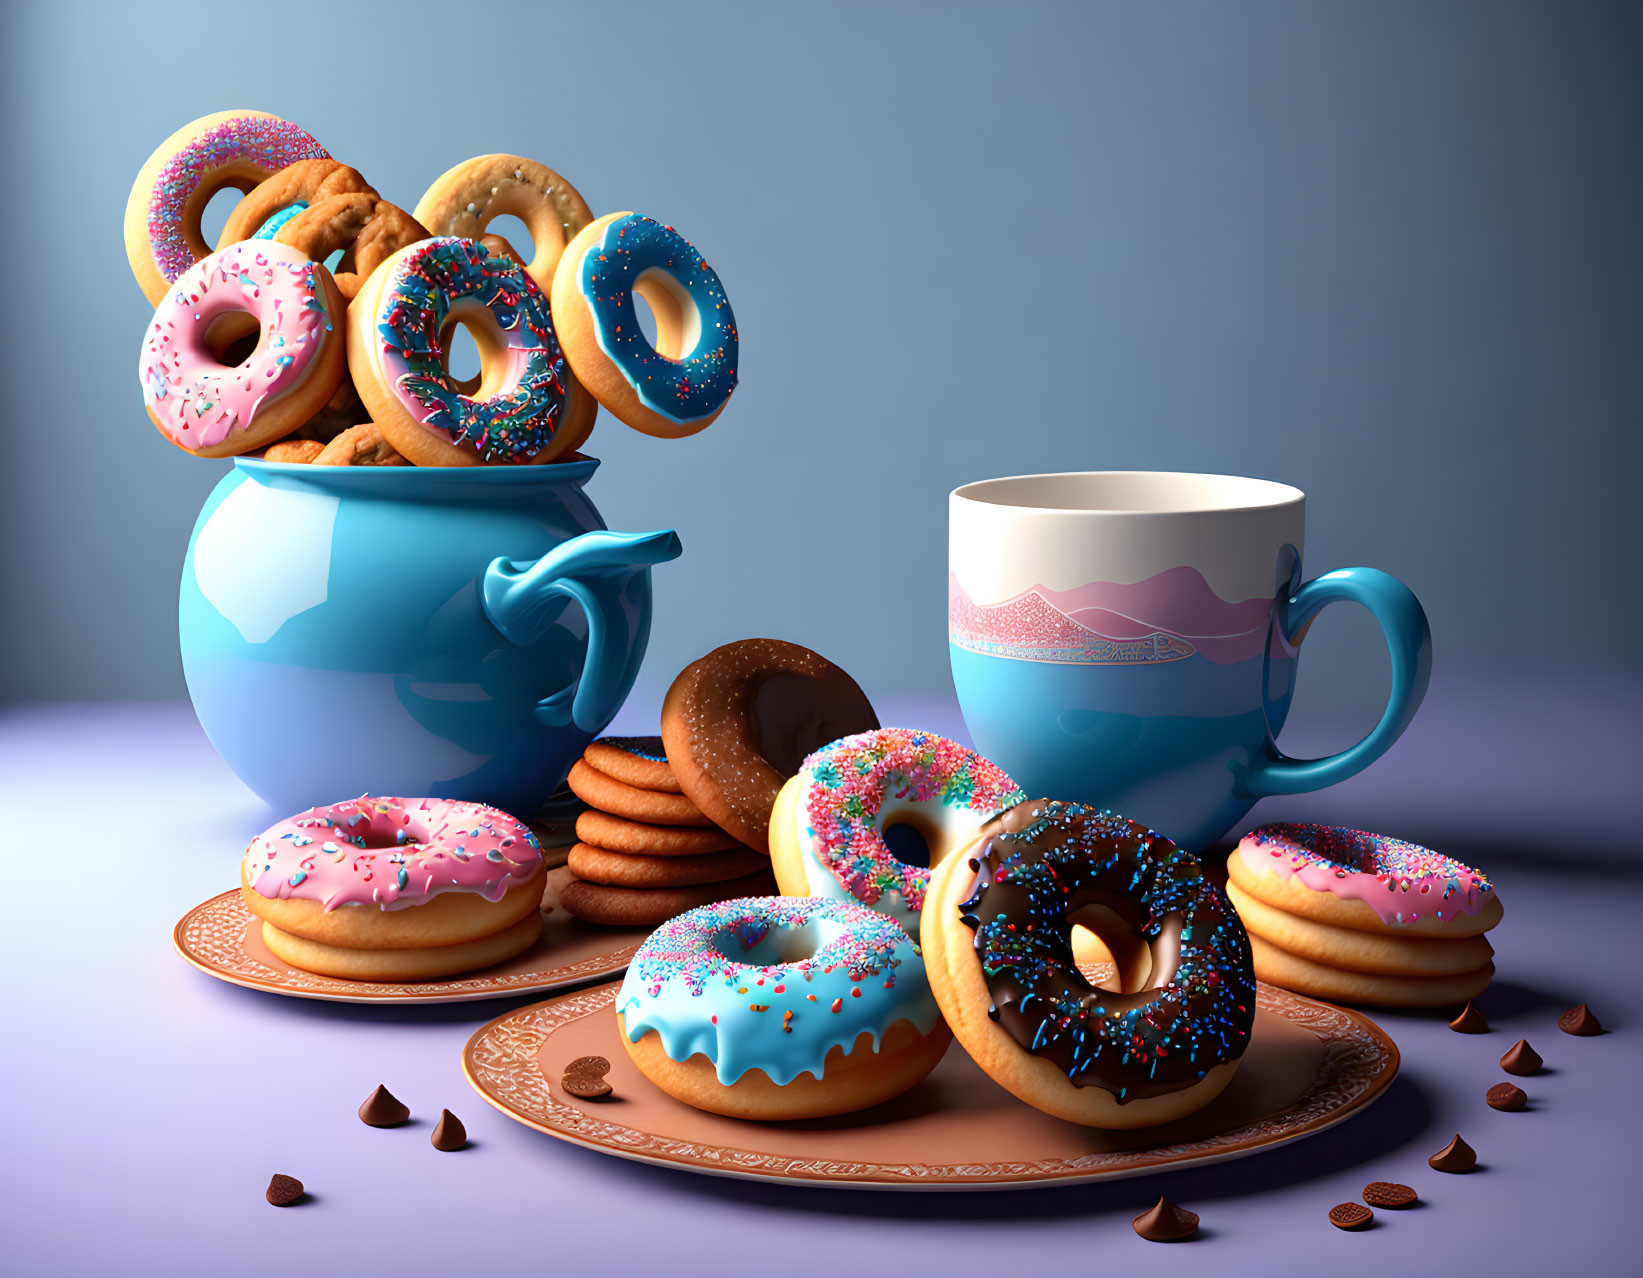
xmin=173 ymin=890 xmax=641 ymax=1005
xmin=461 ymin=980 xmax=1401 ymax=1190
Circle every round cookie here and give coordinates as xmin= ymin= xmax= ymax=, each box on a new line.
xmin=1226 ymin=879 xmax=1495 ymax=977
xmin=261 ymin=912 xmax=541 ymax=982
xmin=566 ymin=760 xmax=714 ymax=826
xmin=559 ymin=869 xmax=776 ymax=928
xmin=1229 ymin=824 xmax=1502 ymax=938
xmin=661 ymin=639 xmax=878 ymax=855
xmin=582 ymin=736 xmax=682 ymax=792
xmin=1248 ymin=934 xmax=1495 ymax=1008
xmin=575 ymin=809 xmax=739 ymax=856
xmin=567 ymin=843 xmax=768 ymax=889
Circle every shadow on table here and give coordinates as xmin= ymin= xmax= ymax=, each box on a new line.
xmin=545 ymin=1071 xmax=1435 ymax=1222
xmin=195 ymin=973 xmax=550 ymax=1027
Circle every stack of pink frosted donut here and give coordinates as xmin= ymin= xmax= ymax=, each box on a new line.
xmin=127 ymin=109 xmax=740 ymax=469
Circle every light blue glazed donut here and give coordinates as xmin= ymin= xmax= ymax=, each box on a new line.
xmin=616 ymin=895 xmax=942 ymax=1088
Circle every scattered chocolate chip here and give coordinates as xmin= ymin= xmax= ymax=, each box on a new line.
xmin=1559 ymin=1004 xmax=1603 ymax=1037
xmin=358 ymin=1084 xmax=410 ymax=1127
xmin=1499 ymin=1039 xmax=1543 ymax=1076
xmin=1429 ymin=1133 xmax=1478 ymax=1172
xmin=1448 ymin=1001 xmax=1489 ymax=1034
xmin=1362 ymin=1181 xmax=1417 ymax=1208
xmin=430 ymin=1109 xmax=467 ymax=1151
xmin=561 ymin=1055 xmax=613 ymax=1099
xmin=1132 ymin=1196 xmax=1199 ymax=1242
xmin=265 ymin=1174 xmax=304 ymax=1206
xmin=1329 ymin=1202 xmax=1374 ymax=1230
xmin=1486 ymin=1081 xmax=1527 ymax=1111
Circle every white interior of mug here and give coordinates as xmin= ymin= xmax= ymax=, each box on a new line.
xmin=952 ymin=471 xmax=1303 ymax=514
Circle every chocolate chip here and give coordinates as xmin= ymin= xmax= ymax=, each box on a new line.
xmin=1329 ymin=1202 xmax=1374 ymax=1230
xmin=1362 ymin=1181 xmax=1417 ymax=1208
xmin=562 ymin=1055 xmax=613 ymax=1099
xmin=1132 ymin=1196 xmax=1199 ymax=1242
xmin=1486 ymin=1081 xmax=1527 ymax=1111
xmin=430 ymin=1109 xmax=467 ymax=1151
xmin=1448 ymin=1001 xmax=1489 ymax=1034
xmin=1559 ymin=1004 xmax=1603 ymax=1036
xmin=358 ymin=1083 xmax=410 ymax=1127
xmin=1499 ymin=1039 xmax=1543 ymax=1076
xmin=265 ymin=1173 xmax=304 ymax=1206
xmin=1429 ymin=1133 xmax=1478 ymax=1173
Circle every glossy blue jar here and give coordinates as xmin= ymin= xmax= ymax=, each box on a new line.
xmin=179 ymin=457 xmax=680 ymax=816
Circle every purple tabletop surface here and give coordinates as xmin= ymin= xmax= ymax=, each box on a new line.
xmin=2 ymin=672 xmax=1638 ymax=1277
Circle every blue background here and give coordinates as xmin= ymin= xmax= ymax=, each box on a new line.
xmin=3 ymin=0 xmax=1638 ymax=731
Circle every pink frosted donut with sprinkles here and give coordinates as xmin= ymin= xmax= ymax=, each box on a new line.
xmin=1228 ymin=822 xmax=1502 ymax=937
xmin=769 ymin=728 xmax=1026 ymax=934
xmin=238 ymin=795 xmax=548 ymax=980
xmin=139 ymin=239 xmax=346 ymax=456
xmin=125 ymin=110 xmax=330 ymax=306
xmin=614 ymin=895 xmax=951 ymax=1120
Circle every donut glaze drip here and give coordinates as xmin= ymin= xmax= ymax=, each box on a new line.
xmin=374 ymin=237 xmax=567 ymax=462
xmin=617 ymin=896 xmax=941 ymax=1086
xmin=597 ymin=736 xmax=669 ymax=763
xmin=1236 ymin=823 xmax=1494 ymax=926
xmin=577 ymin=214 xmax=738 ymax=423
xmin=139 ymin=240 xmax=334 ymax=449
xmin=146 ymin=114 xmax=328 ymax=281
xmin=244 ymin=795 xmax=542 ymax=912
xmin=960 ymin=801 xmax=1254 ymax=1103
xmin=794 ymin=729 xmax=1025 ymax=927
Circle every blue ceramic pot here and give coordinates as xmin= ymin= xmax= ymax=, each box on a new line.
xmin=180 ymin=457 xmax=680 ymax=816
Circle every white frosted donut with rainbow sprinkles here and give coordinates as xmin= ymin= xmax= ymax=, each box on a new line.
xmin=139 ymin=240 xmax=346 ymax=457
xmin=124 ymin=110 xmax=330 ymax=306
xmin=1227 ymin=823 xmax=1503 ymax=938
xmin=616 ymin=895 xmax=950 ymax=1120
xmin=240 ymin=795 xmax=546 ymax=981
xmin=769 ymin=728 xmax=1026 ymax=934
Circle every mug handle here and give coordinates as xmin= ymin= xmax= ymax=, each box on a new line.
xmin=482 ymin=528 xmax=682 ymax=734
xmin=1238 ymin=566 xmax=1432 ymax=798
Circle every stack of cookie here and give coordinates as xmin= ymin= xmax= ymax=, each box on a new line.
xmin=559 ymin=736 xmax=775 ymax=927
xmin=1226 ymin=823 xmax=1503 ymax=1009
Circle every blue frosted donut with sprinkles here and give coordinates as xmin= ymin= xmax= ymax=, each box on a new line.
xmin=551 ymin=212 xmax=738 ymax=439
xmin=614 ymin=895 xmax=951 ymax=1120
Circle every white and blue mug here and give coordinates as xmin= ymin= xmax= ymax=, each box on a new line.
xmin=949 ymin=471 xmax=1430 ymax=851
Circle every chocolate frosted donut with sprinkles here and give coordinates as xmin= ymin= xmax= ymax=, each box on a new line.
xmin=615 ymin=896 xmax=951 ymax=1120
xmin=921 ymin=801 xmax=1255 ymax=1128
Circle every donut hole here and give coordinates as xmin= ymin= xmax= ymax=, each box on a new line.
xmin=1067 ymin=907 xmax=1185 ymax=995
xmin=208 ymin=319 xmax=261 ymax=366
xmin=440 ymin=318 xmax=485 ymax=392
xmin=197 ymin=182 xmax=252 ymax=251
xmin=720 ymin=918 xmax=825 ymax=968
xmin=882 ymin=820 xmax=933 ymax=870
xmin=484 ymin=215 xmax=536 ymax=271
xmin=634 ymin=269 xmax=697 ymax=358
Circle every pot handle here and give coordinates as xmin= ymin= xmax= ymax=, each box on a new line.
xmin=482 ymin=528 xmax=682 ymax=734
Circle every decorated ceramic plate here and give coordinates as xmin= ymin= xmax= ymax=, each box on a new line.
xmin=174 ymin=867 xmax=648 ymax=1004
xmin=462 ymin=979 xmax=1398 ymax=1190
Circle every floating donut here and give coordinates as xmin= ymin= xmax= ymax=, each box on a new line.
xmin=921 ymin=801 xmax=1256 ymax=1128
xmin=125 ymin=110 xmax=330 ymax=305
xmin=661 ymin=639 xmax=879 ymax=855
xmin=216 ymin=158 xmax=377 ymax=247
xmin=139 ymin=240 xmax=346 ymax=457
xmin=616 ymin=896 xmax=951 ymax=1120
xmin=347 ymin=237 xmax=576 ymax=466
xmin=770 ymin=728 xmax=1026 ymax=934
xmin=414 ymin=154 xmax=593 ymax=295
xmin=240 ymin=795 xmax=545 ymax=981
xmin=551 ymin=212 xmax=739 ymax=438
xmin=1227 ymin=823 xmax=1503 ymax=1006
